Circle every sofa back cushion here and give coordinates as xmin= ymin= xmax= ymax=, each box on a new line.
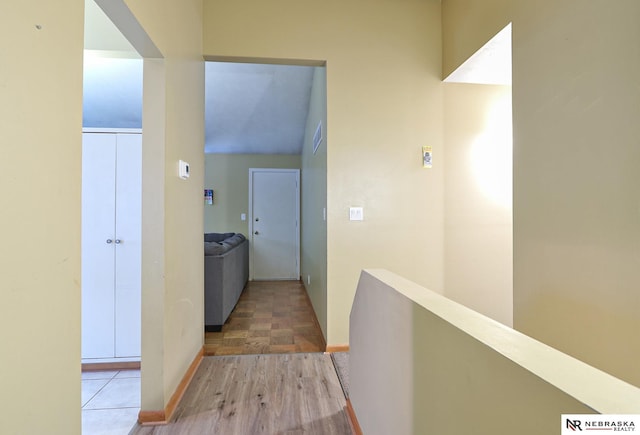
xmin=223 ymin=233 xmax=246 ymax=247
xmin=204 ymin=232 xmax=235 ymax=243
xmin=204 ymin=241 xmax=228 ymax=256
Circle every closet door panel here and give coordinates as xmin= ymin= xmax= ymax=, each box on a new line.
xmin=81 ymin=133 xmax=117 ymax=359
xmin=114 ymin=134 xmax=142 ymax=357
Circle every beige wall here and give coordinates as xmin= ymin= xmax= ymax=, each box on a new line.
xmin=443 ymin=83 xmax=513 ymax=326
xmin=350 ymin=270 xmax=640 ymax=434
xmin=0 ymin=1 xmax=84 ymax=434
xmin=442 ymin=0 xmax=511 ymax=80
xmin=443 ymin=0 xmax=640 ymax=386
xmin=204 ymin=154 xmax=301 ymax=235
xmin=117 ymin=0 xmax=205 ymax=411
xmin=204 ymin=0 xmax=444 ymax=345
xmin=300 ymin=67 xmax=328 ymax=337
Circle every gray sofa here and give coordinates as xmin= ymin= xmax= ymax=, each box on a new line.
xmin=204 ymin=232 xmax=249 ymax=332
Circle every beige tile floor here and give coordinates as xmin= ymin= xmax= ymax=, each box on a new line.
xmin=82 ymin=369 xmax=140 ymax=435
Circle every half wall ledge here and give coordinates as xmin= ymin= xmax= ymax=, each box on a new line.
xmin=349 ymin=269 xmax=640 ymax=435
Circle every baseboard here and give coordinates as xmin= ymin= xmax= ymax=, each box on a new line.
xmin=82 ymin=361 xmax=141 ymax=371
xmin=300 ymin=280 xmax=327 ymax=351
xmin=137 ymin=410 xmax=166 ymax=425
xmin=345 ymin=399 xmax=363 ymax=435
xmin=138 ymin=346 xmax=204 ymax=426
xmin=326 ymin=344 xmax=349 ymax=353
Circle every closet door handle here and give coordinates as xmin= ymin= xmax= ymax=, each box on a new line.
xmin=115 ymin=239 xmax=122 ymax=244
xmin=106 ymin=239 xmax=113 ymax=244
xmin=254 ymin=231 xmax=259 ymax=235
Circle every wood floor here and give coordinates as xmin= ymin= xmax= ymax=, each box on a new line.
xmin=131 ymin=353 xmax=352 ymax=434
xmin=204 ymin=280 xmax=326 ymax=356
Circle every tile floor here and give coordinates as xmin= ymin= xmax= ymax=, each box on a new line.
xmin=204 ymin=280 xmax=325 ymax=355
xmin=82 ymin=369 xmax=140 ymax=435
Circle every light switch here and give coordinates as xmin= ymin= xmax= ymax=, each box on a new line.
xmin=241 ymin=213 xmax=246 ymax=221
xmin=178 ymin=160 xmax=190 ymax=179
xmin=349 ymin=207 xmax=364 ymax=221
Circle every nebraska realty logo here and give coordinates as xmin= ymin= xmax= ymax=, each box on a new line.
xmin=562 ymin=415 xmax=639 ymax=433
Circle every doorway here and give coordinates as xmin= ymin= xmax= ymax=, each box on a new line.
xmin=82 ymin=1 xmax=148 ymax=432
xmin=82 ymin=10 xmax=144 ymax=363
xmin=249 ymin=168 xmax=301 ymax=280
xmin=203 ymin=59 xmax=328 ymax=352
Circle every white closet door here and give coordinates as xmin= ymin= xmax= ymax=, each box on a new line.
xmin=114 ymin=134 xmax=142 ymax=357
xmin=81 ymin=133 xmax=117 ymax=359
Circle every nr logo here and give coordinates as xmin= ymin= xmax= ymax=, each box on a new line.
xmin=566 ymin=419 xmax=582 ymax=431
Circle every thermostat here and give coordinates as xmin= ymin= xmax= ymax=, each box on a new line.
xmin=178 ymin=160 xmax=190 ymax=179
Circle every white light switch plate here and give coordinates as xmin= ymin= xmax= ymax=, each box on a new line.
xmin=178 ymin=160 xmax=190 ymax=179
xmin=349 ymin=207 xmax=364 ymax=221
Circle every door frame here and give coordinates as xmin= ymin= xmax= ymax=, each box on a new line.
xmin=248 ymin=168 xmax=301 ymax=281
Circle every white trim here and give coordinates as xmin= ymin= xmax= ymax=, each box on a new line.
xmin=84 ymin=49 xmax=141 ymax=60
xmin=83 ymin=128 xmax=142 ymax=134
xmin=248 ymin=168 xmax=301 ymax=280
xmin=81 ymin=357 xmax=140 ymax=364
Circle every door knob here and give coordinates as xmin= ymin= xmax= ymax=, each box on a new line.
xmin=106 ymin=239 xmax=113 ymax=244
xmin=255 ymin=217 xmax=259 ymax=222
xmin=115 ymin=239 xmax=122 ymax=244
xmin=254 ymin=231 xmax=259 ymax=235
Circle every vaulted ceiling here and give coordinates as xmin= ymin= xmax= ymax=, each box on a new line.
xmin=204 ymin=62 xmax=314 ymax=155
xmin=84 ymin=0 xmax=315 ymax=155
xmin=84 ymin=0 xmax=509 ymax=155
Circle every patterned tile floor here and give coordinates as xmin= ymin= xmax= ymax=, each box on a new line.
xmin=204 ymin=280 xmax=325 ymax=355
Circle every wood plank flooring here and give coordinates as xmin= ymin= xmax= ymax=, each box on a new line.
xmin=131 ymin=353 xmax=352 ymax=434
xmin=205 ymin=280 xmax=325 ymax=356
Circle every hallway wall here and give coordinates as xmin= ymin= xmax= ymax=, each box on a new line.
xmin=301 ymin=67 xmax=328 ymax=337
xmin=203 ymin=0 xmax=444 ymax=345
xmin=118 ymin=0 xmax=206 ymax=412
xmin=443 ymin=0 xmax=640 ymax=387
xmin=0 ymin=1 xmax=84 ymax=433
xmin=443 ymin=83 xmax=513 ymax=327
xmin=204 ymin=153 xmax=301 ymax=235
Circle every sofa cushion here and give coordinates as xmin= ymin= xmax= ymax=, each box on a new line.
xmin=224 ymin=233 xmax=246 ymax=247
xmin=204 ymin=241 xmax=228 ymax=256
xmin=204 ymin=232 xmax=235 ymax=243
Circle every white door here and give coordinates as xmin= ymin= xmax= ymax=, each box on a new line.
xmin=82 ymin=134 xmax=117 ymax=359
xmin=113 ymin=134 xmax=142 ymax=357
xmin=81 ymin=132 xmax=141 ymax=360
xmin=250 ymin=169 xmax=300 ymax=280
